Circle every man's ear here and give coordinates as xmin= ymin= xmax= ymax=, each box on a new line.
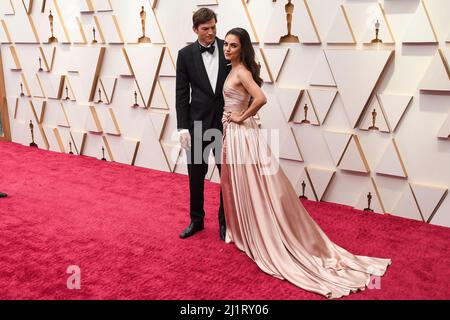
xmin=192 ymin=27 xmax=198 ymax=35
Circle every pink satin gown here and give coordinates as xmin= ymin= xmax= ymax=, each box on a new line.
xmin=220 ymin=80 xmax=391 ymax=299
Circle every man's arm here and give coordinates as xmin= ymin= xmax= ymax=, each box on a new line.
xmin=175 ymin=50 xmax=190 ymax=131
xmin=175 ymin=50 xmax=191 ymax=149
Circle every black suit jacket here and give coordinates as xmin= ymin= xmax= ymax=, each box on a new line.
xmin=176 ymin=38 xmax=230 ymax=134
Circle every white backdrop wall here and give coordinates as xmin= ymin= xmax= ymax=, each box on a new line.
xmin=1 ymin=0 xmax=449 ymax=227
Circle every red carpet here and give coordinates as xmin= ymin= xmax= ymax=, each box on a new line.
xmin=0 ymin=141 xmax=449 ymax=300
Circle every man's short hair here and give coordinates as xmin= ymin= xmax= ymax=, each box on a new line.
xmin=193 ymin=8 xmax=217 ymax=29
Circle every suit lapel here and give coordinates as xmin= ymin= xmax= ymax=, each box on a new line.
xmin=192 ymin=40 xmax=215 ymax=96
xmin=214 ymin=38 xmax=228 ymax=98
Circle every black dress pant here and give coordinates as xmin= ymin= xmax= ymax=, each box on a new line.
xmin=186 ymin=132 xmax=225 ymax=227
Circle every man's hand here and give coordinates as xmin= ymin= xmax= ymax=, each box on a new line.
xmin=179 ymin=132 xmax=191 ymax=150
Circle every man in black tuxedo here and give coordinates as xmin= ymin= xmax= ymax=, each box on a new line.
xmin=176 ymin=8 xmax=230 ymax=240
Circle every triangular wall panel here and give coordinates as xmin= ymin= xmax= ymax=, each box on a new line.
xmin=325 ymin=49 xmax=394 ymax=128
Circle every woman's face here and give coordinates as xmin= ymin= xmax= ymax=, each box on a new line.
xmin=224 ymin=34 xmax=241 ymax=62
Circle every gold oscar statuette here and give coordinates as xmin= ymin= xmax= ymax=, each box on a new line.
xmin=368 ymin=108 xmax=379 ymax=131
xmin=300 ymin=180 xmax=308 ymax=199
xmin=65 ymin=85 xmax=70 ymax=100
xmin=132 ymin=91 xmax=139 ymax=108
xmin=29 ymin=120 xmax=38 ymax=148
xmin=101 ymin=146 xmax=107 ymax=161
xmin=97 ymin=88 xmax=103 ymax=104
xmin=38 ymin=57 xmax=43 ymax=72
xmin=300 ymin=103 xmax=311 ymax=124
xmin=371 ymin=20 xmax=382 ymax=44
xmin=138 ymin=6 xmax=151 ymax=43
xmin=364 ymin=192 xmax=374 ymax=212
xmin=48 ymin=10 xmax=58 ymax=43
xmin=92 ymin=26 xmax=98 ymax=44
xmin=280 ymin=0 xmax=299 ymax=43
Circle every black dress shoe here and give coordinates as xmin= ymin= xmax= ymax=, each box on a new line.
xmin=0 ymin=192 xmax=7 ymax=198
xmin=220 ymin=224 xmax=226 ymax=241
xmin=179 ymin=222 xmax=204 ymax=239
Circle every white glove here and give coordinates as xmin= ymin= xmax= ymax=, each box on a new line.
xmin=179 ymin=131 xmax=191 ymax=150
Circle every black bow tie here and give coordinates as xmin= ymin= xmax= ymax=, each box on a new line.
xmin=200 ymin=44 xmax=215 ymax=54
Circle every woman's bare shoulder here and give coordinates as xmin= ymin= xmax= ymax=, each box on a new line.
xmin=236 ymin=66 xmax=252 ymax=80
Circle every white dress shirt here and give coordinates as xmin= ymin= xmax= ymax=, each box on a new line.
xmin=201 ymin=39 xmax=219 ymax=94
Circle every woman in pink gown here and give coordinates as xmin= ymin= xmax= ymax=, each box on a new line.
xmin=220 ymin=28 xmax=391 ymax=299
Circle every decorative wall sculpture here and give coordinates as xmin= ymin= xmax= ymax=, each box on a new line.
xmin=1 ymin=0 xmax=449 ymax=227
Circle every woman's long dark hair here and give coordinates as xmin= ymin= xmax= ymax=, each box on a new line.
xmin=226 ymin=28 xmax=263 ymax=87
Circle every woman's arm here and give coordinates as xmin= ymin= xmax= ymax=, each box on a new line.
xmin=229 ymin=69 xmax=267 ymax=124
